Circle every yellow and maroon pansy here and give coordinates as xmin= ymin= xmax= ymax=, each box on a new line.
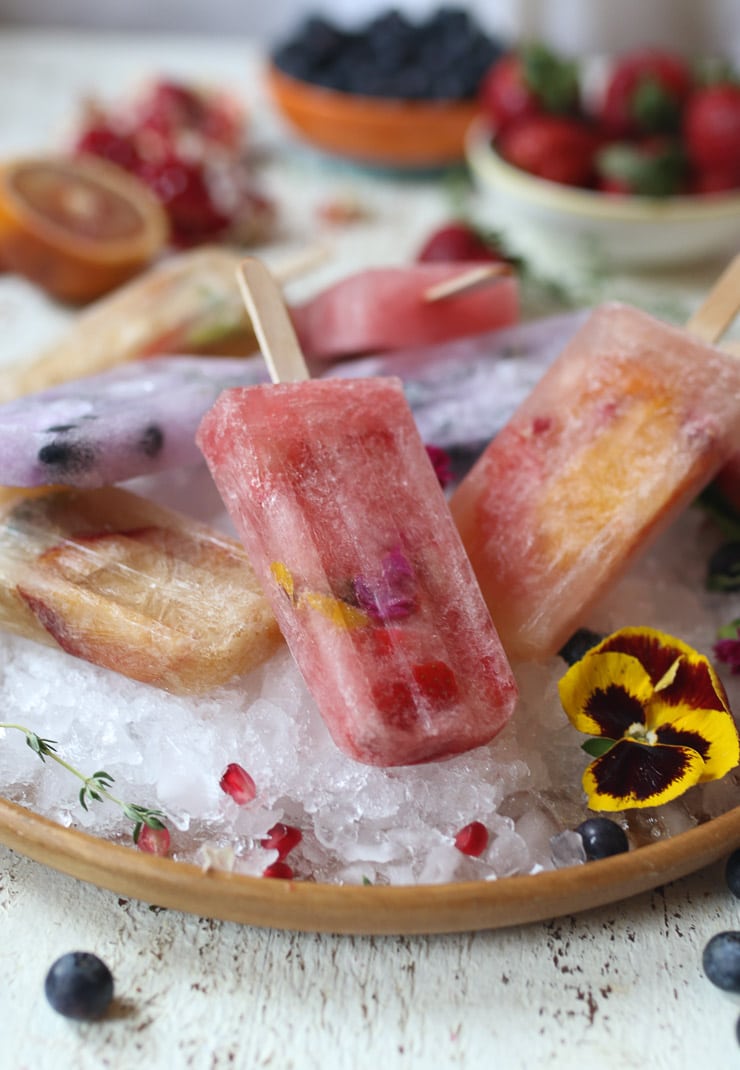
xmin=558 ymin=626 xmax=740 ymax=811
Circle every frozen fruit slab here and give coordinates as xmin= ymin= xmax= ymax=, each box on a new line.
xmin=197 ymin=376 xmax=518 ymax=766
xmin=451 ymin=302 xmax=740 ymax=660
xmin=0 ymin=356 xmax=265 ymax=489
xmin=0 ymin=486 xmax=281 ymax=692
xmin=0 ymin=247 xmax=258 ymax=404
xmin=290 ymin=263 xmax=519 ymax=360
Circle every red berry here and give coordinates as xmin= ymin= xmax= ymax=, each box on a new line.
xmin=370 ymin=678 xmax=417 ymax=730
xmin=263 ymin=861 xmax=294 ymax=879
xmin=689 ymin=167 xmax=740 ymax=194
xmin=416 ymin=222 xmax=505 ymax=264
xmin=74 ymin=124 xmax=142 ymax=171
xmin=600 ymin=49 xmax=692 ymax=137
xmin=683 ymin=83 xmax=740 ymax=174
xmin=425 ymin=444 xmax=453 ymax=487
xmin=478 ymin=45 xmax=580 ymax=132
xmin=454 ymin=821 xmax=489 ymax=857
xmin=412 ymin=660 xmax=459 ymax=709
xmin=136 ymin=823 xmax=171 ymax=856
xmin=136 ymin=154 xmax=230 ymax=246
xmin=260 ymin=822 xmax=302 ymax=859
xmin=496 ymin=115 xmax=599 ymax=186
xmin=219 ymin=763 xmax=257 ymax=805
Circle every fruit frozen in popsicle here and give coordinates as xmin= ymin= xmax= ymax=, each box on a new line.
xmin=290 ymin=263 xmax=519 ymax=361
xmin=0 ymin=310 xmax=581 ymax=490
xmin=197 ymin=375 xmax=518 ymax=766
xmin=0 ymin=247 xmax=259 ymax=404
xmin=0 ymin=355 xmax=265 ymax=489
xmin=0 ymin=486 xmax=282 ymax=692
xmin=450 ymin=302 xmax=740 ymax=661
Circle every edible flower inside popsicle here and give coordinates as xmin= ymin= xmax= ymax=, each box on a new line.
xmin=558 ymin=627 xmax=740 ymax=811
xmin=353 ymin=548 xmax=418 ymax=622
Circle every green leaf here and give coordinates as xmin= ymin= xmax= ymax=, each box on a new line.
xmin=132 ymin=822 xmax=142 ymax=845
xmin=522 ymin=43 xmax=580 ymax=115
xmin=717 ymin=619 xmax=740 ymax=640
xmin=582 ymin=737 xmax=617 ymax=758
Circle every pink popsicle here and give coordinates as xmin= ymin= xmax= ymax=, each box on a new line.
xmin=290 ymin=263 xmax=519 ymax=361
xmin=450 ymin=301 xmax=740 ymax=661
xmin=197 ymin=374 xmax=518 ymax=766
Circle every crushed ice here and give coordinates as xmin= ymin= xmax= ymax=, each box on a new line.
xmin=0 ymin=466 xmax=737 ymax=886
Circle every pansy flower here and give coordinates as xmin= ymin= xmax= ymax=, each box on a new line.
xmin=558 ymin=626 xmax=740 ymax=811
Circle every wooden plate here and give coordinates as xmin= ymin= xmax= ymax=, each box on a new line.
xmin=266 ymin=63 xmax=479 ymax=168
xmin=0 ymin=794 xmax=737 ymax=934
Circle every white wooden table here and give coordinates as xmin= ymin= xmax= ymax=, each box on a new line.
xmin=0 ymin=28 xmax=737 ymax=1070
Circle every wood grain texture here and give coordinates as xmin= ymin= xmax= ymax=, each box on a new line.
xmin=0 ymin=795 xmax=737 ymax=934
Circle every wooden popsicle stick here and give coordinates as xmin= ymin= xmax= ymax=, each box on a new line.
xmin=685 ymin=253 xmax=740 ymax=343
xmin=270 ymin=243 xmax=331 ymax=285
xmin=236 ymin=258 xmax=310 ymax=384
xmin=422 ymin=262 xmax=512 ymax=304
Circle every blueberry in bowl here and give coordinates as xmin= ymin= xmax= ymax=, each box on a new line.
xmin=267 ymin=7 xmax=505 ymax=168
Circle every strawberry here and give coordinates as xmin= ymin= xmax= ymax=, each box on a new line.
xmin=478 ymin=44 xmax=580 ymax=132
xmin=596 ymin=138 xmax=688 ymax=196
xmin=599 ymin=49 xmax=693 ymax=137
xmin=415 ymin=221 xmax=507 ymax=264
xmin=683 ymin=83 xmax=740 ymax=176
xmin=496 ymin=115 xmax=599 ymax=186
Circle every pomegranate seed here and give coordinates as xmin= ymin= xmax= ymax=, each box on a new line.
xmin=454 ymin=820 xmax=489 ymax=857
xmin=263 ymin=861 xmax=294 ymax=880
xmin=260 ymin=822 xmax=302 ymax=859
xmin=219 ymin=763 xmax=257 ymax=805
xmin=136 ymin=823 xmax=171 ymax=856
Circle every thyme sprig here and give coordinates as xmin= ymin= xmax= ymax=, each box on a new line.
xmin=0 ymin=722 xmax=167 ymax=844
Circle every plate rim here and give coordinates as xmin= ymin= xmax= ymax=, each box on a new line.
xmin=1 ymin=793 xmax=737 ymax=934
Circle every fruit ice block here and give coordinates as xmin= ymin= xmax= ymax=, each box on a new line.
xmin=290 ymin=263 xmax=519 ymax=360
xmin=450 ymin=302 xmax=740 ymax=661
xmin=197 ymin=376 xmax=518 ymax=767
xmin=0 ymin=247 xmax=257 ymax=404
xmin=0 ymin=310 xmax=583 ymax=491
xmin=0 ymin=485 xmax=281 ymax=692
xmin=0 ymin=356 xmax=266 ymax=489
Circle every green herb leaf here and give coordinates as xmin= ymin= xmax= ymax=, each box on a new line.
xmin=582 ymin=737 xmax=617 ymax=758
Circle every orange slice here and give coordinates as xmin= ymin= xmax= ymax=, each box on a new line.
xmin=0 ymin=155 xmax=169 ymax=303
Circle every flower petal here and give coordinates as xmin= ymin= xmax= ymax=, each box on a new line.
xmin=559 ymin=651 xmax=653 ymax=738
xmin=652 ymin=701 xmax=740 ymax=781
xmin=583 ymin=739 xmax=705 ymax=810
xmin=597 ymin=627 xmax=729 ymax=713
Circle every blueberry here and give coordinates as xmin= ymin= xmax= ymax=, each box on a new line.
xmin=44 ymin=951 xmax=114 ymax=1020
xmin=558 ymin=628 xmax=603 ymax=666
xmin=702 ymin=931 xmax=740 ymax=993
xmin=726 ymin=849 xmax=740 ymax=898
xmin=575 ymin=817 xmax=629 ymax=861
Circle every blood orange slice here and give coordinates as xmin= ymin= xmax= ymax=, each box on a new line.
xmin=0 ymin=155 xmax=168 ymax=303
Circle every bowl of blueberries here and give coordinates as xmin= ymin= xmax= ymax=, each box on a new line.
xmin=267 ymin=7 xmax=504 ymax=169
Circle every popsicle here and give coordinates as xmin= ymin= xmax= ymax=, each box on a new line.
xmin=196 ymin=258 xmax=518 ymax=767
xmin=450 ymin=256 xmax=740 ymax=661
xmin=0 ymin=311 xmax=583 ymax=490
xmin=0 ymin=244 xmax=326 ymax=404
xmin=0 ymin=485 xmax=282 ymax=692
xmin=0 ymin=356 xmax=266 ymax=489
xmin=290 ymin=262 xmax=519 ymax=361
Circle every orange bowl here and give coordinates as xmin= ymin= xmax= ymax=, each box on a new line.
xmin=266 ymin=63 xmax=479 ymax=169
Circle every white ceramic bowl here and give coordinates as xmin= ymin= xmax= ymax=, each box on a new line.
xmin=466 ymin=116 xmax=740 ymax=274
